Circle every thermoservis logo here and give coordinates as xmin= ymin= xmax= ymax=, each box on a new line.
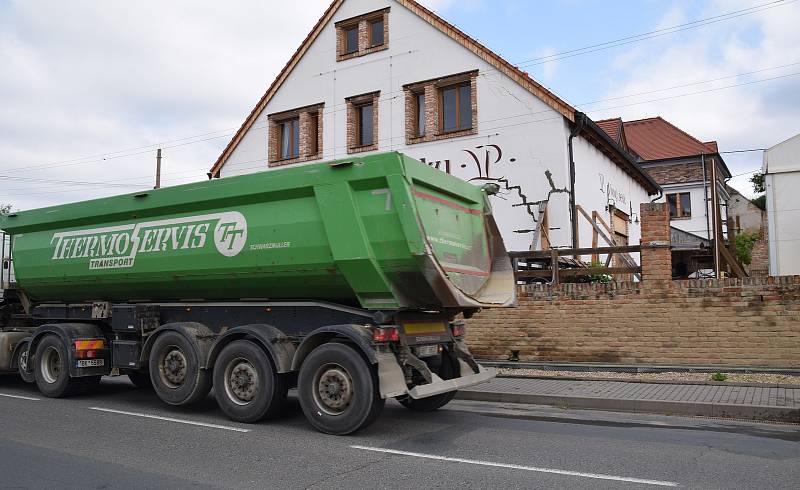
xmin=49 ymin=211 xmax=248 ymax=269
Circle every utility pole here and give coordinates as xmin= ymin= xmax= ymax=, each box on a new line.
xmin=155 ymin=148 xmax=162 ymax=189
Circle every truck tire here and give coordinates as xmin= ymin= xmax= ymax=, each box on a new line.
xmin=14 ymin=341 xmax=35 ymax=384
xmin=149 ymin=331 xmax=211 ymax=406
xmin=213 ymin=340 xmax=288 ymax=423
xmin=398 ymin=353 xmax=458 ymax=412
xmin=33 ymin=335 xmax=99 ymax=397
xmin=298 ymin=343 xmax=384 ymax=435
xmin=127 ymin=371 xmax=153 ymax=389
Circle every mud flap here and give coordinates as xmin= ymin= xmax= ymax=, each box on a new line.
xmin=376 ymin=351 xmax=408 ymax=399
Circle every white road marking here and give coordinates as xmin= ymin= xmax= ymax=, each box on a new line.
xmin=350 ymin=445 xmax=679 ymax=487
xmin=0 ymin=393 xmax=40 ymax=401
xmin=88 ymin=407 xmax=250 ymax=433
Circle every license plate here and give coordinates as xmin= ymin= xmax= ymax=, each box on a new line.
xmin=402 ymin=322 xmax=446 ymax=335
xmin=77 ymin=359 xmax=104 ymax=368
xmin=415 ymin=344 xmax=440 ymax=358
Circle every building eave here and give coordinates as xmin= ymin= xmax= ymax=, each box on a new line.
xmin=576 ymin=112 xmax=661 ymax=196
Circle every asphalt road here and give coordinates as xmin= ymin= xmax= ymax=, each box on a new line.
xmin=0 ymin=375 xmax=798 ymax=489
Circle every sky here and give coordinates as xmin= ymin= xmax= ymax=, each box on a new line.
xmin=1 ymin=0 xmax=798 ymax=211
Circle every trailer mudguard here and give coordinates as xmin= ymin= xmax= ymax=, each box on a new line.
xmin=207 ymin=324 xmax=295 ymax=373
xmin=291 ymin=324 xmax=377 ymax=371
xmin=141 ymin=322 xmax=216 ymax=369
xmin=26 ymin=323 xmax=110 ymax=377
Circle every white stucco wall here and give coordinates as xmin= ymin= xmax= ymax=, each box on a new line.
xmin=220 ymin=0 xmax=653 ymax=252
xmin=765 ymin=172 xmax=800 ymax=275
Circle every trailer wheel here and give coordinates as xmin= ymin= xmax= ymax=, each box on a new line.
xmin=398 ymin=353 xmax=458 ymax=412
xmin=127 ymin=371 xmax=153 ymax=389
xmin=33 ymin=335 xmax=98 ymax=397
xmin=14 ymin=341 xmax=35 ymax=384
xmin=149 ymin=331 xmax=211 ymax=406
xmin=298 ymin=343 xmax=384 ymax=435
xmin=213 ymin=340 xmax=287 ymax=423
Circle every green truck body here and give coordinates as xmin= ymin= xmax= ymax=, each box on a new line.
xmin=2 ymin=152 xmax=514 ymax=310
xmin=0 ymin=152 xmax=513 ymax=435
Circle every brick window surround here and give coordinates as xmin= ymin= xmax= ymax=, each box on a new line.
xmin=403 ymin=70 xmax=478 ymax=145
xmin=268 ymin=103 xmax=324 ymax=167
xmin=346 ymin=92 xmax=380 ymax=154
xmin=335 ymin=8 xmax=389 ymax=62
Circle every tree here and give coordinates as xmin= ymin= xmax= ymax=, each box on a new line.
xmin=749 ymin=173 xmax=766 ymax=210
xmin=750 ymin=172 xmax=765 ymax=194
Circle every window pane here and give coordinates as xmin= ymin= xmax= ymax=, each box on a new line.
xmin=370 ymin=20 xmax=384 ymax=46
xmin=459 ymin=84 xmax=472 ymax=129
xmin=345 ymin=27 xmax=358 ymax=53
xmin=442 ymin=87 xmax=456 ymax=132
xmin=281 ymin=121 xmax=291 ymax=159
xmin=416 ymin=92 xmax=425 ymax=136
xmin=667 ymin=194 xmax=678 ymax=218
xmin=292 ymin=119 xmax=299 ymax=158
xmin=359 ymin=104 xmax=373 ymax=146
xmin=680 ymin=192 xmax=691 ymax=217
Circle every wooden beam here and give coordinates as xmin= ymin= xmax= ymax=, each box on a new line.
xmin=509 ymin=245 xmax=641 ymax=259
xmin=591 ymin=210 xmax=599 ymax=263
xmin=516 ymin=266 xmax=642 ymax=279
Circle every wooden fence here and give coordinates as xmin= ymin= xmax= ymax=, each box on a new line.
xmin=510 ymin=245 xmax=642 ymax=284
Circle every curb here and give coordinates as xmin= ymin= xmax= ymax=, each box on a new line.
xmin=478 ymin=360 xmax=800 ymax=375
xmin=455 ymin=390 xmax=800 ymax=423
xmin=497 ymin=374 xmax=800 ymax=389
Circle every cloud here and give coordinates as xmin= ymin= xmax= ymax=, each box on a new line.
xmin=587 ymin=0 xmax=800 ymax=197
xmin=0 ymin=0 xmax=329 ymax=210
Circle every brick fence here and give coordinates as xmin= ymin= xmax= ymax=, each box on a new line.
xmin=467 ymin=203 xmax=800 ymax=368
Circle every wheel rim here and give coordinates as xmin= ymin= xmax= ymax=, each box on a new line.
xmin=312 ymin=363 xmax=353 ymax=416
xmin=19 ymin=346 xmax=29 ymax=373
xmin=159 ymin=347 xmax=188 ymax=388
xmin=40 ymin=346 xmax=61 ymax=384
xmin=224 ymin=357 xmax=259 ymax=406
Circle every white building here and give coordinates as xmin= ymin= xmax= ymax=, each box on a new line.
xmin=763 ymin=133 xmax=800 ymax=276
xmin=210 ymin=0 xmax=660 ymax=253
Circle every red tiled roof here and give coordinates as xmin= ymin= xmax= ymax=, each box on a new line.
xmin=621 ymin=117 xmax=715 ymax=161
xmin=595 ymin=118 xmax=622 ymax=143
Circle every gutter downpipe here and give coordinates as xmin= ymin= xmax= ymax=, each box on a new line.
xmin=567 ymin=113 xmax=586 ymax=249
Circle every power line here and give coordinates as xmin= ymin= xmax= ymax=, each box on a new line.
xmin=720 ymin=149 xmax=766 ymax=154
xmin=509 ymin=0 xmax=796 ymax=68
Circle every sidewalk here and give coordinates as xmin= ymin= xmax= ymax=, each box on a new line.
xmin=457 ymin=377 xmax=800 ymax=423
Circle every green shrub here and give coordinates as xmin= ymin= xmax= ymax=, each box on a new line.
xmin=711 ymin=372 xmax=728 ymax=382
xmin=735 ymin=231 xmax=760 ymax=265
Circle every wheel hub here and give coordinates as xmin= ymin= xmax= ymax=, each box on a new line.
xmin=225 ymin=359 xmax=258 ymax=405
xmin=315 ymin=365 xmax=353 ymax=414
xmin=161 ymin=349 xmax=187 ymax=387
xmin=40 ymin=346 xmax=61 ymax=384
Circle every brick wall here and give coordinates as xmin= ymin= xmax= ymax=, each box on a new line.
xmin=465 ymin=202 xmax=800 ymax=368
xmin=466 ymin=276 xmax=800 ymax=367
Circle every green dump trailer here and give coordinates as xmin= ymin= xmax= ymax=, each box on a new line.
xmin=0 ymin=152 xmax=514 ymax=434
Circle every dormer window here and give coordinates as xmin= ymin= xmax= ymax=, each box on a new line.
xmin=336 ymin=8 xmax=389 ymax=61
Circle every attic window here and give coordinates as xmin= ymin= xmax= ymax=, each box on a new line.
xmin=346 ymin=92 xmax=379 ymax=154
xmin=344 ymin=26 xmax=358 ymax=54
xmin=268 ymin=103 xmax=324 ymax=167
xmin=403 ymin=71 xmax=478 ymax=145
xmin=336 ymin=8 xmax=389 ymax=61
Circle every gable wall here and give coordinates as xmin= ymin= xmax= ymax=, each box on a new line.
xmin=220 ymin=0 xmax=652 ymax=252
